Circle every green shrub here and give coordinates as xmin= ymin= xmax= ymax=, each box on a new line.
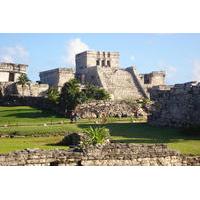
xmin=47 ymin=87 xmax=60 ymax=104
xmin=83 ymin=126 xmax=110 ymax=146
xmin=59 ymin=79 xmax=87 ymax=114
xmin=83 ymin=84 xmax=110 ymax=101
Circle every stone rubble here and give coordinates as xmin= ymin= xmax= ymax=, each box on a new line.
xmin=76 ymin=100 xmax=147 ymax=119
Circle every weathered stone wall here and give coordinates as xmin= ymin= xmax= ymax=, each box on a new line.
xmin=75 ymin=51 xmax=120 ymax=73
xmin=40 ymin=68 xmax=74 ymax=90
xmin=76 ymin=100 xmax=146 ymax=118
xmin=16 ymin=83 xmax=49 ymax=97
xmin=149 ymin=82 xmax=200 ymax=127
xmin=0 ymin=82 xmax=49 ymax=97
xmin=140 ymin=71 xmax=165 ymax=88
xmin=0 ymin=143 xmax=199 ymax=166
xmin=78 ymin=66 xmax=146 ymax=100
xmin=0 ymin=62 xmax=27 ymax=82
xmin=98 ymin=67 xmax=144 ymax=100
xmin=0 ymin=82 xmax=15 ymax=96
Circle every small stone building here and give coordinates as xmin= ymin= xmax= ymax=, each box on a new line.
xmin=0 ymin=62 xmax=49 ymax=97
xmin=39 ymin=68 xmax=74 ymax=91
xmin=0 ymin=62 xmax=27 ymax=82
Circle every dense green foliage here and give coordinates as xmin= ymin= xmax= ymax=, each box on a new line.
xmin=83 ymin=84 xmax=110 ymax=100
xmin=17 ymin=73 xmax=30 ymax=86
xmin=59 ymin=79 xmax=86 ymax=114
xmin=59 ymin=79 xmax=110 ymax=114
xmin=47 ymin=87 xmax=60 ymax=104
xmin=83 ymin=126 xmax=110 ymax=145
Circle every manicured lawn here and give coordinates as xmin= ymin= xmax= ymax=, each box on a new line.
xmin=0 ymin=106 xmax=200 ymax=155
xmin=0 ymin=124 xmax=81 ymax=136
xmin=0 ymin=106 xmax=66 ymax=125
xmin=0 ymin=136 xmax=68 ymax=154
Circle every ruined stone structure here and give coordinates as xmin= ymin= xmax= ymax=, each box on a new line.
xmin=76 ymin=100 xmax=147 ymax=119
xmin=148 ymin=81 xmax=200 ymax=127
xmin=0 ymin=62 xmax=27 ymax=82
xmin=0 ymin=143 xmax=199 ymax=166
xmin=0 ymin=82 xmax=49 ymax=97
xmin=0 ymin=63 xmax=49 ymax=97
xmin=39 ymin=68 xmax=74 ymax=91
xmin=75 ymin=51 xmax=165 ymax=100
xmin=39 ymin=51 xmax=165 ymax=100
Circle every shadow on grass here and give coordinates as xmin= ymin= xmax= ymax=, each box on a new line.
xmin=3 ymin=110 xmax=64 ymax=119
xmin=77 ymin=122 xmax=200 ymax=144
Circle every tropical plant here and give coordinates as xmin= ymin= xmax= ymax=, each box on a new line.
xmin=84 ymin=84 xmax=110 ymax=101
xmin=17 ymin=74 xmax=30 ymax=97
xmin=59 ymin=79 xmax=87 ymax=115
xmin=47 ymin=87 xmax=60 ymax=104
xmin=83 ymin=126 xmax=110 ymax=146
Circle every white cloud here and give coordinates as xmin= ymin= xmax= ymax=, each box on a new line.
xmin=192 ymin=60 xmax=200 ymax=81
xmin=63 ymin=38 xmax=89 ymax=66
xmin=0 ymin=45 xmax=29 ymax=63
xmin=130 ymin=55 xmax=135 ymax=61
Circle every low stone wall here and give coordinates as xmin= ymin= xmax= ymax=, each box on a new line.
xmin=0 ymin=82 xmax=49 ymax=97
xmin=0 ymin=143 xmax=199 ymax=166
xmin=149 ymin=82 xmax=200 ymax=127
xmin=76 ymin=100 xmax=147 ymax=118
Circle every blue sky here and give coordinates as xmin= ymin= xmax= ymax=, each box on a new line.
xmin=0 ymin=33 xmax=200 ymax=84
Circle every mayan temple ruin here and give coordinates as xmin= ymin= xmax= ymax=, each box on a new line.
xmin=0 ymin=50 xmax=166 ymax=100
xmin=0 ymin=62 xmax=49 ymax=97
xmin=40 ymin=50 xmax=166 ymax=100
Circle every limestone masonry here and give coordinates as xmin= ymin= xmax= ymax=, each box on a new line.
xmin=39 ymin=68 xmax=74 ymax=91
xmin=0 ymin=51 xmax=165 ymax=99
xmin=149 ymin=81 xmax=200 ymax=127
xmin=0 ymin=62 xmax=27 ymax=82
xmin=39 ymin=50 xmax=165 ymax=100
xmin=0 ymin=143 xmax=199 ymax=166
xmin=0 ymin=62 xmax=49 ymax=97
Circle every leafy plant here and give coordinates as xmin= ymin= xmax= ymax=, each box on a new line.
xmin=59 ymin=80 xmax=110 ymax=116
xmin=83 ymin=126 xmax=110 ymax=146
xmin=16 ymin=74 xmax=30 ymax=97
xmin=59 ymin=79 xmax=87 ymax=115
xmin=47 ymin=87 xmax=60 ymax=104
xmin=83 ymin=84 xmax=110 ymax=101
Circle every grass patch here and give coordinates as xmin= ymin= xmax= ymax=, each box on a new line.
xmin=0 ymin=106 xmax=200 ymax=155
xmin=0 ymin=106 xmax=66 ymax=125
xmin=0 ymin=136 xmax=68 ymax=154
xmin=0 ymin=124 xmax=81 ymax=136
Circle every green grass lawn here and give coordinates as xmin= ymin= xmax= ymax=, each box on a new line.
xmin=0 ymin=136 xmax=68 ymax=154
xmin=0 ymin=106 xmax=200 ymax=155
xmin=0 ymin=106 xmax=67 ymax=125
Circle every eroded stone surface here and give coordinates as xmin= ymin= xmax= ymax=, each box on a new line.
xmin=149 ymin=82 xmax=200 ymax=127
xmin=0 ymin=143 xmax=199 ymax=166
xmin=76 ymin=100 xmax=147 ymax=119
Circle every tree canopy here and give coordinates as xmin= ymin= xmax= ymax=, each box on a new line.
xmin=59 ymin=79 xmax=110 ymax=115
